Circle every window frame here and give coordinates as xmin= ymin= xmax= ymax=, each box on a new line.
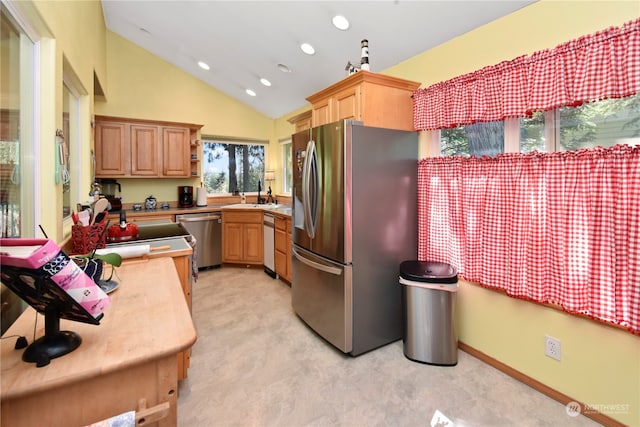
xmin=1 ymin=2 xmax=41 ymax=238
xmin=280 ymin=138 xmax=292 ymax=195
xmin=436 ymin=96 xmax=639 ymax=156
xmin=200 ymin=136 xmax=268 ymax=196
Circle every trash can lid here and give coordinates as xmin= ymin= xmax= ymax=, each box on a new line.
xmin=400 ymin=260 xmax=457 ymax=284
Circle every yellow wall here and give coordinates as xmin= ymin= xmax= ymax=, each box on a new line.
xmin=17 ymin=0 xmax=640 ymax=424
xmin=383 ymin=1 xmax=640 ymax=425
xmin=26 ymin=0 xmax=106 ymax=242
xmin=94 ymin=31 xmax=277 ymax=203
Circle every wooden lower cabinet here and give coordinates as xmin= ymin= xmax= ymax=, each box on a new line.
xmin=222 ymin=211 xmax=263 ymax=265
xmin=274 ymin=215 xmax=292 ymax=283
xmin=171 ymin=254 xmax=192 ymax=380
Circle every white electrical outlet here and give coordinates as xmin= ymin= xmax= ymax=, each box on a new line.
xmin=545 ymin=335 xmax=561 ymax=361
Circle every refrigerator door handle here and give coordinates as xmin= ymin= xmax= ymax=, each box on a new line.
xmin=292 ymin=247 xmax=342 ymax=276
xmin=302 ymin=139 xmax=317 ymax=239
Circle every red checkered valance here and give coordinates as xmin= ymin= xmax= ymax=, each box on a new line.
xmin=413 ymin=18 xmax=640 ymax=131
xmin=417 ymin=144 xmax=640 ymax=334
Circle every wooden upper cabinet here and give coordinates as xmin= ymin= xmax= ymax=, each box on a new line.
xmin=95 ymin=121 xmax=127 ymax=176
xmin=162 ymin=127 xmax=190 ymax=177
xmin=287 ymin=110 xmax=312 ymax=133
xmin=94 ymin=116 xmax=202 ymax=178
xmin=311 ymin=98 xmax=331 ymax=129
xmin=130 ymin=124 xmax=159 ymax=176
xmin=306 ymin=71 xmax=420 ymax=131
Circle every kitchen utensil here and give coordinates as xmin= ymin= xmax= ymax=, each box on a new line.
xmin=92 ymin=198 xmax=109 ymax=224
xmin=93 ymin=211 xmax=107 ymax=225
xmin=78 ymin=210 xmax=91 ymax=226
xmin=95 ymin=244 xmax=170 ymax=259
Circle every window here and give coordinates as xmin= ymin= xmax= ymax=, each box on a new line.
xmin=1 ymin=3 xmax=38 ymax=334
xmin=557 ymin=95 xmax=640 ymax=151
xmin=281 ymin=140 xmax=292 ymax=194
xmin=440 ymin=121 xmax=504 ymax=156
xmin=201 ymin=138 xmax=266 ymax=194
xmin=0 ymin=4 xmax=36 ymax=238
xmin=519 ymin=111 xmax=547 ymax=153
xmin=440 ymin=94 xmax=640 ymax=156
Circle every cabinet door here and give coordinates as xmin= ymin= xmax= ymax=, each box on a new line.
xmin=95 ymin=122 xmax=127 ymax=176
xmin=286 ymin=219 xmax=292 ymax=282
xmin=243 ymin=223 xmax=263 ymax=263
xmin=312 ymin=98 xmax=331 ymax=127
xmin=162 ymin=127 xmax=190 ymax=177
xmin=334 ymin=86 xmax=361 ymax=122
xmin=274 ymin=227 xmax=287 ymax=278
xmin=130 ymin=124 xmax=159 ymax=176
xmin=223 ymin=222 xmax=243 ymax=262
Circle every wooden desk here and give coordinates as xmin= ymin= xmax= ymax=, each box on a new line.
xmin=1 ymin=257 xmax=197 ymax=427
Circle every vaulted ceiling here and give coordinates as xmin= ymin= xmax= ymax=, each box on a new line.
xmin=102 ymin=1 xmax=536 ymax=119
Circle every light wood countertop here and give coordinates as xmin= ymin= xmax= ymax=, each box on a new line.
xmin=1 ymin=257 xmax=196 ymax=426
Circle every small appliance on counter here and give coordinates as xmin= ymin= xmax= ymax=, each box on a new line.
xmin=98 ymin=178 xmax=123 ymax=212
xmin=178 ymin=186 xmax=194 ymax=208
xmin=107 ymin=211 xmax=139 ymax=242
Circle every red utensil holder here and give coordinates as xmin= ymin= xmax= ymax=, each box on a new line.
xmin=71 ymin=212 xmax=109 ymax=255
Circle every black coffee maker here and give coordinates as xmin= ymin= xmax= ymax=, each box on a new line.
xmin=178 ymin=186 xmax=194 ymax=208
xmin=98 ymin=178 xmax=122 ymax=211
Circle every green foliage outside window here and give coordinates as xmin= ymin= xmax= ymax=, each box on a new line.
xmin=440 ymin=94 xmax=639 ymax=156
xmin=202 ymin=141 xmax=265 ymax=194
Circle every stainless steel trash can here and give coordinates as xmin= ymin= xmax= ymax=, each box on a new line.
xmin=400 ymin=260 xmax=458 ymax=366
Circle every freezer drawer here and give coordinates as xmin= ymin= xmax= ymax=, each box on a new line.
xmin=291 ymin=245 xmax=352 ymax=353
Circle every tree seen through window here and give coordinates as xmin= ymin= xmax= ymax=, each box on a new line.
xmin=202 ymin=141 xmax=265 ymax=194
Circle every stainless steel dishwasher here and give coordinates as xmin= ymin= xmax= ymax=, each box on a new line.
xmin=263 ymin=212 xmax=276 ymax=278
xmin=176 ymin=212 xmax=222 ymax=269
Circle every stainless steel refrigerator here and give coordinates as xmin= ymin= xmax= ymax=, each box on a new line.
xmin=291 ymin=120 xmax=419 ymax=356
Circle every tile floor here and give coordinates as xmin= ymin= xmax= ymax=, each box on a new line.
xmin=177 ymin=266 xmax=601 ymax=427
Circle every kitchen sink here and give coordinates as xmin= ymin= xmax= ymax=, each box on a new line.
xmin=223 ymin=203 xmax=264 ymax=209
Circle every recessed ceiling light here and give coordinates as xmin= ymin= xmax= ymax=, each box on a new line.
xmin=246 ymin=89 xmax=256 ymax=97
xmin=277 ymin=63 xmax=291 ymax=73
xmin=332 ymin=15 xmax=349 ymax=30
xmin=197 ymin=61 xmax=210 ymax=70
xmin=260 ymin=78 xmax=271 ymax=87
xmin=300 ymin=43 xmax=315 ymax=55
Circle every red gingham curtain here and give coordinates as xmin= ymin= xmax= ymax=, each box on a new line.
xmin=418 ymin=145 xmax=640 ymax=334
xmin=413 ymin=18 xmax=640 ymax=130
